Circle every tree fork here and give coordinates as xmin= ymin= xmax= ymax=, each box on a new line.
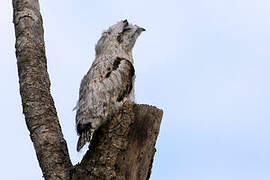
xmin=12 ymin=0 xmax=163 ymax=179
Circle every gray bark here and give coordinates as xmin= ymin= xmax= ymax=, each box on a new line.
xmin=12 ymin=0 xmax=72 ymax=179
xmin=12 ymin=0 xmax=163 ymax=179
xmin=71 ymin=103 xmax=163 ymax=180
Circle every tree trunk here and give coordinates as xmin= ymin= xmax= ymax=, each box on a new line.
xmin=12 ymin=0 xmax=163 ymax=179
xmin=71 ymin=103 xmax=163 ymax=180
xmin=12 ymin=0 xmax=72 ymax=179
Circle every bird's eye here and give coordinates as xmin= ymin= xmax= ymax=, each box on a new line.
xmin=123 ymin=27 xmax=132 ymax=32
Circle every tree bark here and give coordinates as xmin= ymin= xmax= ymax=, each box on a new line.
xmin=12 ymin=0 xmax=163 ymax=179
xmin=12 ymin=0 xmax=73 ymax=179
xmin=71 ymin=103 xmax=163 ymax=180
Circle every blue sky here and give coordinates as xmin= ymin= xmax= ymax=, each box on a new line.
xmin=1 ymin=0 xmax=270 ymax=179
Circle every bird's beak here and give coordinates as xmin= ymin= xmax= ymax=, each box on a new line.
xmin=140 ymin=27 xmax=146 ymax=32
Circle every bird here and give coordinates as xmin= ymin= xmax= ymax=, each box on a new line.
xmin=74 ymin=20 xmax=145 ymax=151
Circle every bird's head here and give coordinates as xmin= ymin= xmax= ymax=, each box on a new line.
xmin=95 ymin=20 xmax=145 ymax=55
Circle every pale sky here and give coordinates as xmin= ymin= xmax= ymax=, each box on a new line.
xmin=1 ymin=0 xmax=270 ymax=179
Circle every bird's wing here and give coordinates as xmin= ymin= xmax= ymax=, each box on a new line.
xmin=75 ymin=57 xmax=135 ymax=134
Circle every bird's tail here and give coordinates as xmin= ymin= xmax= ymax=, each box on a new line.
xmin=77 ymin=131 xmax=91 ymax=152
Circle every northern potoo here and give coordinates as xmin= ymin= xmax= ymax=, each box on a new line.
xmin=74 ymin=20 xmax=145 ymax=151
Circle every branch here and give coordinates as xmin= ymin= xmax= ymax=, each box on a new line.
xmin=12 ymin=0 xmax=72 ymax=179
xmin=71 ymin=103 xmax=163 ymax=180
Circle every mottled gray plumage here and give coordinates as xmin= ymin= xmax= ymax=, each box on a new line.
xmin=75 ymin=20 xmax=145 ymax=151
